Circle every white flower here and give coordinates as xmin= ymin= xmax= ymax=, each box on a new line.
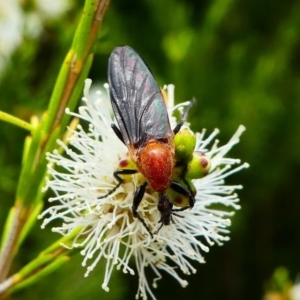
xmin=40 ymin=79 xmax=249 ymax=300
xmin=0 ymin=0 xmax=23 ymax=75
xmin=290 ymin=276 xmax=300 ymax=300
xmin=0 ymin=0 xmax=71 ymax=76
xmin=25 ymin=0 xmax=72 ymax=38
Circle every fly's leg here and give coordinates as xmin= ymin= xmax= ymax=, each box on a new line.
xmin=155 ymin=192 xmax=188 ymax=234
xmin=111 ymin=119 xmax=154 ymax=237
xmin=173 ymin=99 xmax=195 ymax=135
xmin=98 ymin=169 xmax=137 ymax=199
xmin=131 ymin=182 xmax=153 ymax=238
xmin=155 ymin=182 xmax=195 ymax=235
xmin=170 ymin=181 xmax=195 ymax=208
xmin=98 ymin=124 xmax=135 ymax=197
xmin=181 ymin=176 xmax=196 ymax=202
xmin=172 ymin=206 xmax=190 ymax=213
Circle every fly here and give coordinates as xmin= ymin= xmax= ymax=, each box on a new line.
xmin=100 ymin=46 xmax=196 ymax=237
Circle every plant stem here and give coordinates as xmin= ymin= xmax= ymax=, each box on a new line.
xmin=0 ymin=203 xmax=30 ymax=281
xmin=0 ymin=0 xmax=110 ymax=285
xmin=48 ymin=0 xmax=111 ymax=142
xmin=0 ymin=111 xmax=33 ymax=131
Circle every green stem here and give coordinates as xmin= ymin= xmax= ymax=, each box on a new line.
xmin=0 ymin=111 xmax=33 ymax=131
xmin=0 ymin=0 xmax=110 ymax=285
xmin=0 ymin=204 xmax=31 ymax=284
xmin=0 ymin=228 xmax=82 ymax=298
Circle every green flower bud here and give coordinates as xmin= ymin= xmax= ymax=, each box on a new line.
xmin=174 ymin=128 xmax=196 ymax=162
xmin=186 ymin=151 xmax=211 ymax=179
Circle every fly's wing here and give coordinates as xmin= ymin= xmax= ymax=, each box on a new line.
xmin=108 ymin=46 xmax=173 ymax=152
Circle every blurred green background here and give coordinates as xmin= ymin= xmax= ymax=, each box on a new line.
xmin=1 ymin=0 xmax=300 ymax=299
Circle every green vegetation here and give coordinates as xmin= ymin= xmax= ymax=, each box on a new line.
xmin=0 ymin=0 xmax=299 ymax=299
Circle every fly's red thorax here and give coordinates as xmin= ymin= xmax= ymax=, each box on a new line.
xmin=136 ymin=140 xmax=175 ymax=192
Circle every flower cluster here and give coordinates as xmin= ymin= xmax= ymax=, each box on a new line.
xmin=0 ymin=0 xmax=71 ymax=76
xmin=40 ymin=79 xmax=248 ymax=299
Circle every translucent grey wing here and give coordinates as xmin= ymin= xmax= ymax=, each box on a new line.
xmin=108 ymin=46 xmax=173 ymax=149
